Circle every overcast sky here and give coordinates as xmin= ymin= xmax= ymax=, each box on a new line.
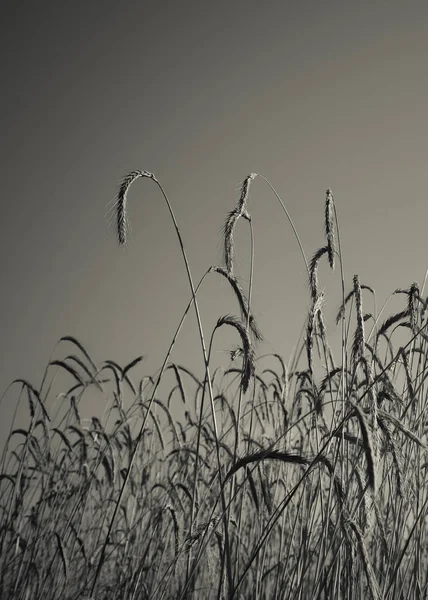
xmin=1 ymin=1 xmax=428 ymax=443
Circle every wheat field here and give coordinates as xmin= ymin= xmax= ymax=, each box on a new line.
xmin=0 ymin=171 xmax=427 ymax=599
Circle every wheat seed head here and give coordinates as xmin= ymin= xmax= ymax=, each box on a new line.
xmin=114 ymin=170 xmax=156 ymax=245
xmin=223 ymin=174 xmax=256 ymax=275
xmin=325 ymin=188 xmax=336 ymax=270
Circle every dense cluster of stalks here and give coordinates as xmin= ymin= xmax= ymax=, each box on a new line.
xmin=0 ymin=171 xmax=427 ymax=600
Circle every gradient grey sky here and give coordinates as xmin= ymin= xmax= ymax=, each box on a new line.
xmin=1 ymin=1 xmax=428 ymax=442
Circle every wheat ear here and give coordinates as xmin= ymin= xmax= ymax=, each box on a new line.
xmin=325 ymin=188 xmax=336 ymax=270
xmin=223 ymin=174 xmax=256 ymax=275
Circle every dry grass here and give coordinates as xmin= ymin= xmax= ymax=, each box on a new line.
xmin=0 ymin=172 xmax=427 ymax=599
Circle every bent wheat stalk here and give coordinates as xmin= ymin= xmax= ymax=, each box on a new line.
xmin=91 ymin=172 xmax=234 ymax=598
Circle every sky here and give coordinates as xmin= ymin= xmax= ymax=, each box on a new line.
xmin=1 ymin=0 xmax=428 ymax=445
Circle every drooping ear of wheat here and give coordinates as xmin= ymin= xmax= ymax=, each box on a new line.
xmin=309 ymin=246 xmax=328 ymax=303
xmin=350 ymin=400 xmax=377 ymax=495
xmin=115 ymin=170 xmax=156 ymax=244
xmin=306 ymin=290 xmax=325 ymax=375
xmin=212 ymin=266 xmax=263 ymax=341
xmin=215 ymin=315 xmax=255 ymax=393
xmin=223 ymin=173 xmax=256 ymax=275
xmin=325 ymin=188 xmax=336 ymax=270
xmin=352 ymin=274 xmax=365 ymax=361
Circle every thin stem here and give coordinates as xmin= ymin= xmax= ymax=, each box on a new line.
xmin=256 ymin=174 xmax=309 ymax=276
